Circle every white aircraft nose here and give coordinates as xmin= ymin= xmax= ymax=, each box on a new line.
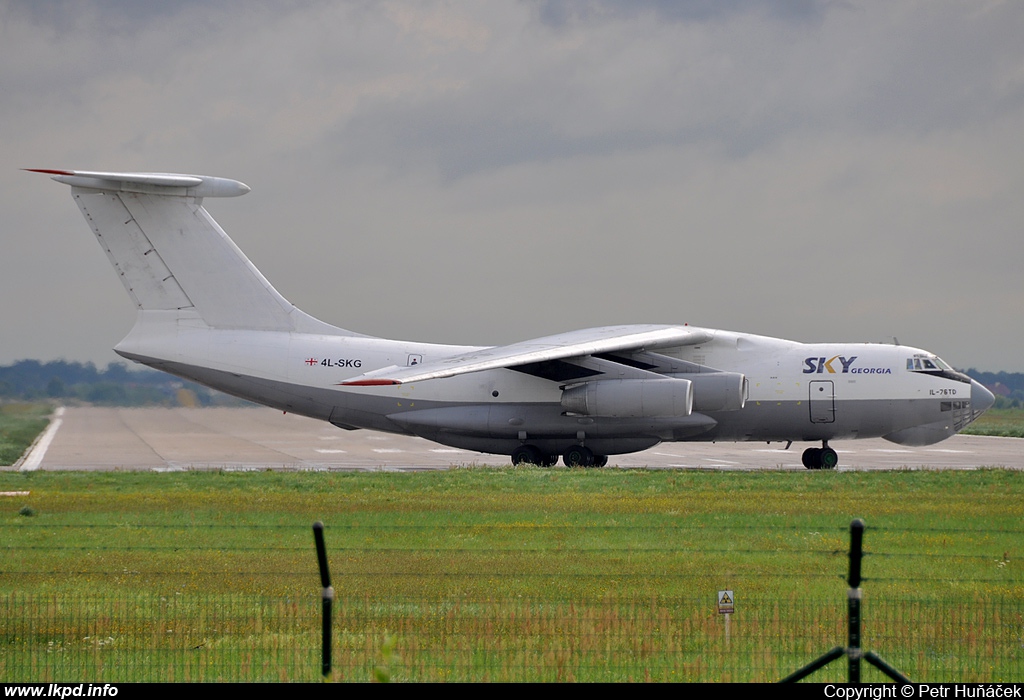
xmin=971 ymin=379 xmax=995 ymax=415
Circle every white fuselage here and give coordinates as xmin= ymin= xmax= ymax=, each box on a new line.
xmin=115 ymin=312 xmax=988 ymax=456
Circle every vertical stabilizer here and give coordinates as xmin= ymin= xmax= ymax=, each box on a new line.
xmin=32 ymin=169 xmax=354 ymax=335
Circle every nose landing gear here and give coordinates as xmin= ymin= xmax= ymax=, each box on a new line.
xmin=802 ymin=441 xmax=838 ymax=470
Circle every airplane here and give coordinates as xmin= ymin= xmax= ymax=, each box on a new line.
xmin=29 ymin=168 xmax=995 ymax=470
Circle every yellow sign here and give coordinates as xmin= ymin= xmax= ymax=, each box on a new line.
xmin=717 ymin=590 xmax=734 ymax=614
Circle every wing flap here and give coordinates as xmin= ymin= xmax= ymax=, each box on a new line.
xmin=342 ymin=325 xmax=713 ymax=385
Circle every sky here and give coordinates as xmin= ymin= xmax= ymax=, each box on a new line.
xmin=2 ymin=0 xmax=1023 ymax=371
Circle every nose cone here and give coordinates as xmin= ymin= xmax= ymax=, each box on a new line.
xmin=971 ymin=379 xmax=995 ymax=417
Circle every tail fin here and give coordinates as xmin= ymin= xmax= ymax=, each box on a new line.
xmin=31 ymin=169 xmax=350 ymax=335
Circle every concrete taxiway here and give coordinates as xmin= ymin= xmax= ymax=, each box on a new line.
xmin=9 ymin=406 xmax=1022 ymax=472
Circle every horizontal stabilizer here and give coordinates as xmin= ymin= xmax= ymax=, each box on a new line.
xmin=25 ymin=169 xmax=250 ymax=198
xmin=342 ymin=325 xmax=713 ymax=385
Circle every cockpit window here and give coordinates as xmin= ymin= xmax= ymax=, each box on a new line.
xmin=905 ymin=354 xmax=970 ymax=383
xmin=907 ymin=355 xmax=949 ymax=371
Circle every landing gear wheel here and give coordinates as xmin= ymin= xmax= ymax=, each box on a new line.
xmin=820 ymin=447 xmax=838 ymax=470
xmin=512 ymin=445 xmax=544 ymax=466
xmin=564 ymin=445 xmax=595 ymax=468
xmin=802 ymin=447 xmax=822 ymax=470
xmin=592 ymin=455 xmax=608 ymax=468
xmin=543 ymin=453 xmax=560 ymax=467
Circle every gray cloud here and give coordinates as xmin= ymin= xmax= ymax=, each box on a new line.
xmin=2 ymin=0 xmax=1022 ymax=372
xmin=532 ymin=0 xmax=831 ymax=27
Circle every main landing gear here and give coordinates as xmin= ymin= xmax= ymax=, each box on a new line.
xmin=511 ymin=445 xmax=557 ymax=467
xmin=510 ymin=444 xmax=607 ymax=468
xmin=563 ymin=445 xmax=608 ymax=468
xmin=802 ymin=441 xmax=839 ymax=470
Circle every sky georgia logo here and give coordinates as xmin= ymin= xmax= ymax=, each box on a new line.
xmin=803 ymin=356 xmax=892 ymax=375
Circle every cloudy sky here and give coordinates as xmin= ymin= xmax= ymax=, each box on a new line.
xmin=2 ymin=0 xmax=1022 ymax=371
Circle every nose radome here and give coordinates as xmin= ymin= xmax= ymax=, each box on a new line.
xmin=971 ymin=379 xmax=995 ymax=416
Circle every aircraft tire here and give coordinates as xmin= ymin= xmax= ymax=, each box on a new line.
xmin=543 ymin=453 xmax=560 ymax=467
xmin=820 ymin=447 xmax=838 ymax=470
xmin=802 ymin=447 xmax=822 ymax=470
xmin=564 ymin=446 xmax=595 ymax=468
xmin=512 ymin=445 xmax=545 ymax=466
xmin=592 ymin=455 xmax=608 ymax=468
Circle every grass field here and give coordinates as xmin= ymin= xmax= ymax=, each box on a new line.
xmin=2 ymin=407 xmax=1023 ymax=680
xmin=0 ymin=403 xmax=52 ymax=466
xmin=1 ymin=469 xmax=1021 ymax=681
xmin=2 ymin=468 xmax=1021 ymax=599
xmin=962 ymin=408 xmax=1024 ymax=438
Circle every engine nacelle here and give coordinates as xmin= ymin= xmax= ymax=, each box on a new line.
xmin=674 ymin=372 xmax=748 ymax=412
xmin=560 ymin=378 xmax=693 ymax=418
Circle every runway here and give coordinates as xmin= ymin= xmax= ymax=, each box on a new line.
xmin=9 ymin=406 xmax=1022 ymax=472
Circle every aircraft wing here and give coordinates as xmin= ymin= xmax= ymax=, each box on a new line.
xmin=342 ymin=324 xmax=713 ymax=385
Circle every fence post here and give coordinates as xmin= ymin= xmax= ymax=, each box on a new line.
xmin=780 ymin=518 xmax=910 ymax=684
xmin=848 ymin=518 xmax=864 ymax=683
xmin=313 ymin=521 xmax=333 ymax=681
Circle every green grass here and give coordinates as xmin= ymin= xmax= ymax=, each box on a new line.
xmin=962 ymin=408 xmax=1024 ymax=438
xmin=2 ymin=469 xmax=1021 ymax=599
xmin=0 ymin=403 xmax=52 ymax=466
xmin=1 ymin=469 xmax=1021 ymax=681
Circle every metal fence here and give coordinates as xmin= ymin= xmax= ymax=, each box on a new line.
xmin=2 ymin=592 xmax=1021 ymax=682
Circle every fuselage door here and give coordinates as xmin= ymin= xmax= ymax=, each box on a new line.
xmin=809 ymin=380 xmax=835 ymax=423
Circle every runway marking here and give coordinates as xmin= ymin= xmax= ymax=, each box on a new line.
xmin=372 ymin=448 xmax=404 ymax=453
xmin=315 ymin=449 xmax=347 ymax=454
xmin=19 ymin=407 xmax=65 ymax=472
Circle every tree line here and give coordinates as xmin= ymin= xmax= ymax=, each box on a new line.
xmin=0 ymin=360 xmax=250 ymax=407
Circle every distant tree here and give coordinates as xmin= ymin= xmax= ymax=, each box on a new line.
xmin=86 ymin=383 xmax=127 ymax=405
xmin=46 ymin=376 xmax=66 ymax=398
xmin=966 ymin=369 xmax=1024 ymax=395
xmin=102 ymin=362 xmax=132 ymax=382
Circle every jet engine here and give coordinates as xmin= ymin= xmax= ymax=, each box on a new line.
xmin=560 ymin=378 xmax=693 ymax=418
xmin=676 ymin=372 xmax=748 ymax=412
